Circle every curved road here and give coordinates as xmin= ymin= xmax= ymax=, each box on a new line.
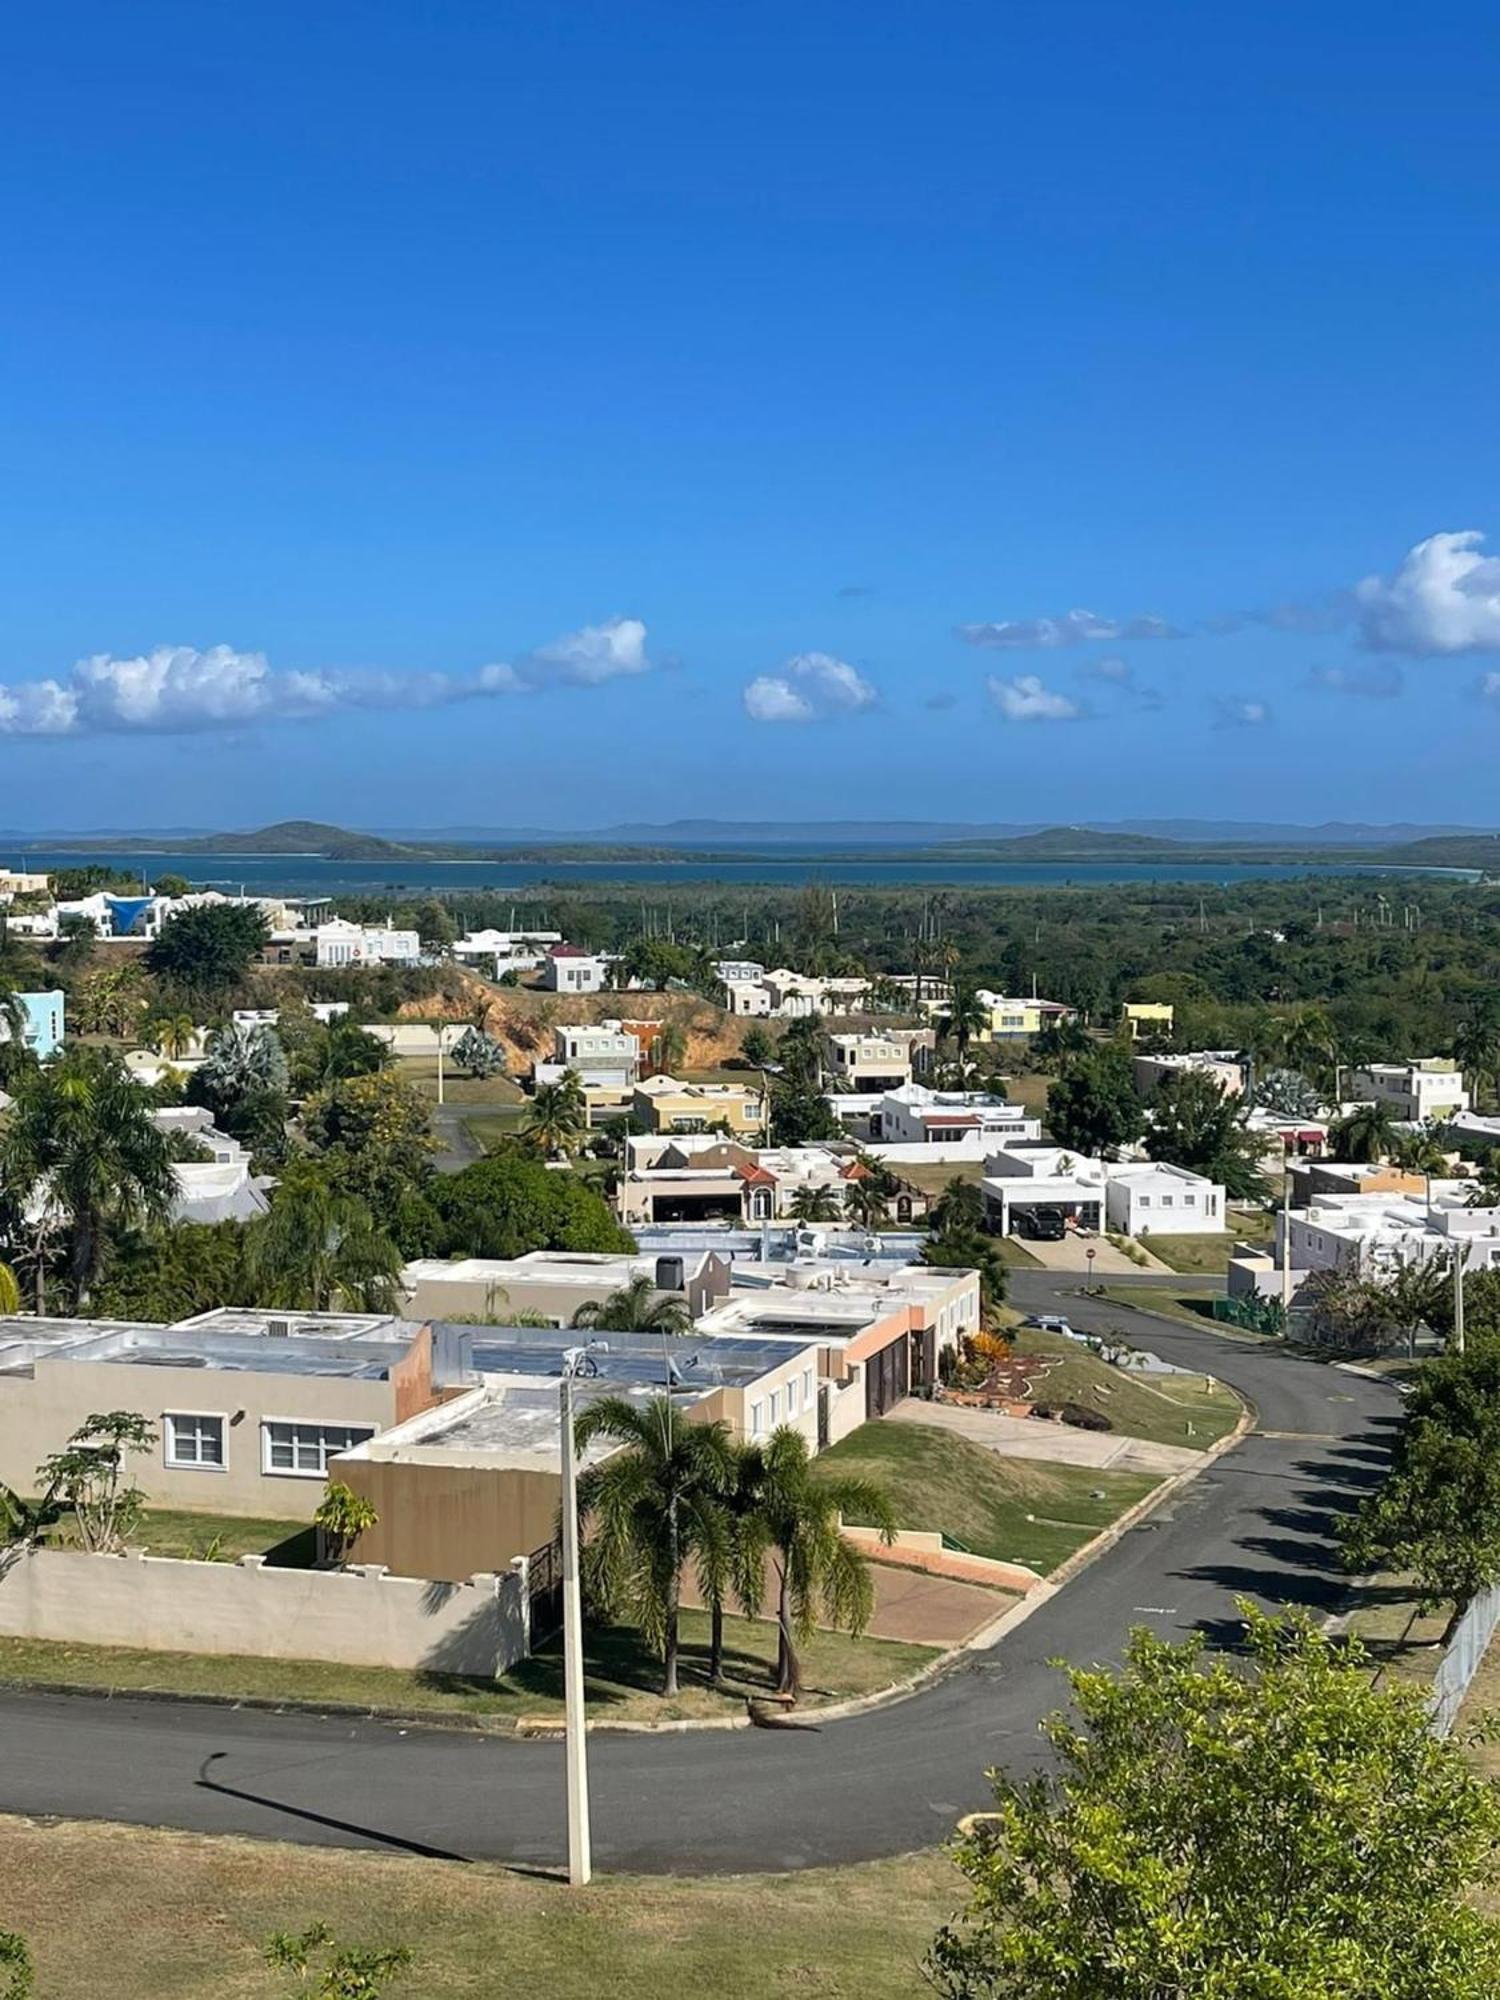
xmin=0 ymin=1277 xmax=1399 ymax=1872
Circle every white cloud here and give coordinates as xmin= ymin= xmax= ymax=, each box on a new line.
xmin=957 ymin=609 xmax=1183 ymax=650
xmin=741 ymin=651 xmax=878 ymax=724
xmin=1086 ymin=654 xmax=1133 ymax=682
xmin=1355 ymin=531 xmax=1500 ymax=656
xmin=0 ymin=618 xmax=654 ymax=737
xmin=986 ymin=673 xmax=1084 ymax=723
xmin=1479 ymin=672 xmax=1500 ymax=703
xmin=1213 ymin=696 xmax=1272 ymax=728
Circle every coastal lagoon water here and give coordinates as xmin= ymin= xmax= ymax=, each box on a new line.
xmin=5 ymin=849 xmax=1480 ymax=897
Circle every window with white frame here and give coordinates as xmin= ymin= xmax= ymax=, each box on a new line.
xmin=261 ymin=1420 xmax=375 ymax=1478
xmin=164 ymin=1411 xmax=225 ymax=1470
xmin=787 ymin=1376 xmax=799 ymax=1416
xmin=750 ymin=1399 xmax=764 ymax=1437
xmin=802 ymin=1367 xmax=813 ymax=1403
xmin=769 ymin=1389 xmax=780 ymax=1425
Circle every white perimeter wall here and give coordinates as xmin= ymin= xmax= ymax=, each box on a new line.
xmin=0 ymin=1547 xmax=529 ymax=1675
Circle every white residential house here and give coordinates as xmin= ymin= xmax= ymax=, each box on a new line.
xmin=533 ymin=1022 xmax=642 ymax=1093
xmin=1345 ymin=1059 xmax=1470 ymax=1123
xmin=1132 ymin=1050 xmax=1246 ymax=1100
xmin=827 ymin=1033 xmax=914 ymax=1093
xmin=453 ymin=929 xmax=563 ymax=979
xmin=832 ymin=1083 xmax=1041 ymax=1157
xmin=541 ymin=947 xmax=610 ymax=993
xmin=314 ymin=919 xmax=421 ymax=968
xmin=1279 ymin=1186 xmax=1500 ymax=1279
xmin=714 ymin=959 xmax=765 ymax=986
xmin=1104 ymin=1162 xmax=1226 ymax=1235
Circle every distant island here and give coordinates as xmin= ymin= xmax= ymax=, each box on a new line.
xmin=13 ymin=817 xmax=1496 ymax=875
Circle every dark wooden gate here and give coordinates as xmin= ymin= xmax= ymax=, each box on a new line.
xmin=526 ymin=1537 xmax=564 ymax=1642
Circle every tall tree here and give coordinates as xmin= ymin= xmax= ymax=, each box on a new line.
xmin=788 ymin=1184 xmax=842 ymax=1223
xmin=940 ymin=985 xmax=989 ymax=1064
xmin=145 ymin=902 xmax=270 ymax=1000
xmin=0 ymin=1047 xmax=174 ymax=1307
xmin=742 ymin=1426 xmax=895 ymax=1698
xmin=569 ymin=1274 xmax=691 ymax=1335
xmin=1045 ymin=1047 xmax=1143 ymax=1160
xmin=1144 ymin=1067 xmax=1269 ymax=1199
xmin=930 ymin=1608 xmax=1500 ymax=1999
xmin=1453 ymin=1008 xmax=1500 ymax=1111
xmin=1329 ymin=1097 xmax=1396 ymax=1163
xmin=524 ymin=1074 xmax=587 ymax=1157
xmin=573 ymin=1395 xmax=737 ymax=1695
xmin=246 ymin=1170 xmax=404 ymax=1313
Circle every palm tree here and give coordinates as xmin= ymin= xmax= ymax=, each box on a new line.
xmin=572 ymin=1395 xmax=737 ymax=1695
xmin=1329 ymin=1098 xmax=1396 ymax=1163
xmin=1282 ymin=1007 xmax=1339 ymax=1096
xmin=245 ymin=1171 xmax=403 ymax=1313
xmin=1389 ymin=1127 xmax=1450 ymax=1178
xmin=697 ymin=1439 xmax=769 ymax=1687
xmin=652 ymin=1020 xmax=688 ymax=1075
xmin=1453 ymin=1010 xmax=1500 ymax=1112
xmin=570 ymin=1274 xmax=691 ymax=1335
xmin=149 ymin=1012 xmax=199 ymax=1060
xmin=739 ymin=1427 xmax=896 ymax=1699
xmin=939 ymin=985 xmax=989 ymax=1065
xmin=0 ymin=1046 xmax=174 ymax=1308
xmin=199 ymin=1021 xmax=290 ymax=1098
xmin=843 ymin=1174 xmax=889 ymax=1228
xmin=524 ymin=1074 xmax=586 ymax=1157
xmin=788 ymin=1184 xmax=842 ymax=1224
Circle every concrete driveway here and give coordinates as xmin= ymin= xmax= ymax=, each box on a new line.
xmin=889 ymin=1396 xmax=1202 ymax=1476
xmin=1016 ymin=1233 xmax=1172 ymax=1274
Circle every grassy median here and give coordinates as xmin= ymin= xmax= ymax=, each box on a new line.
xmin=0 ymin=1813 xmax=962 ymax=1999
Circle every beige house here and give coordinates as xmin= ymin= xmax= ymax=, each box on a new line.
xmin=0 ymin=1313 xmax=440 ymax=1522
xmin=334 ymin=1328 xmax=822 ymax=1584
xmin=631 ymin=1074 xmax=766 ymax=1137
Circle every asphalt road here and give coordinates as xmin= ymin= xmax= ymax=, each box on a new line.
xmin=0 ymin=1276 xmax=1399 ymax=1873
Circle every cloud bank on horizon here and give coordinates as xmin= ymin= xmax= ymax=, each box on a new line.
xmin=0 ymin=618 xmax=653 ymax=737
xmin=4 ymin=531 xmax=1500 ymax=744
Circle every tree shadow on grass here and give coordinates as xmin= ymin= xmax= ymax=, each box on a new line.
xmin=412 ymin=1622 xmax=782 ymax=1709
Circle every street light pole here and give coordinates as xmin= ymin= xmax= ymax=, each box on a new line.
xmin=436 ymin=1024 xmax=445 ymax=1107
xmin=559 ymin=1372 xmax=592 ymax=1886
xmin=1279 ymin=1169 xmax=1292 ymax=1330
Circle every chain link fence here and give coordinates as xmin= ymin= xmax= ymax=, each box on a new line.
xmin=1428 ymin=1583 xmax=1500 ymax=1738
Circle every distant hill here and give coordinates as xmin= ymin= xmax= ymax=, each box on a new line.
xmin=36 ymin=820 xmax=415 ymax=861
xmin=932 ymin=825 xmax=1178 ymax=859
xmin=1375 ymin=835 xmax=1500 ymax=871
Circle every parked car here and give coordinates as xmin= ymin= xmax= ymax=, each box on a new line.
xmin=1023 ymin=1312 xmax=1075 ymax=1338
xmin=1013 ymin=1205 xmax=1066 ymax=1241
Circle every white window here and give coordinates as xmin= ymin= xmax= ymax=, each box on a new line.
xmin=802 ymin=1367 xmax=813 ymax=1402
xmin=1138 ymin=1194 xmax=1151 ymax=1209
xmin=787 ymin=1376 xmax=799 ymax=1417
xmin=769 ymin=1389 xmax=780 ymax=1425
xmin=164 ymin=1411 xmax=225 ymax=1471
xmin=261 ymin=1420 xmax=376 ymax=1479
xmin=1161 ymin=1195 xmax=1174 ymax=1207
xmin=750 ymin=1400 xmax=764 ymax=1437
xmin=1184 ymin=1193 xmax=1196 ymax=1207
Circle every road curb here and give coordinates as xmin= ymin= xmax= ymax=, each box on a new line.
xmin=957 ymin=1391 xmax=1258 ymax=1654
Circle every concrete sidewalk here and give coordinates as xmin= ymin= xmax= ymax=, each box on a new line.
xmin=889 ymin=1397 xmax=1201 ymax=1476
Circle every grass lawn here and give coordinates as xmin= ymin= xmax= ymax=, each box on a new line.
xmin=461 ymin=1106 xmax=529 ymax=1151
xmin=0 ymin=1815 xmax=963 ymax=2000
xmin=1099 ymin=1283 xmax=1242 ymax=1332
xmin=397 ymin=1053 xmax=527 ymax=1109
xmin=0 ymin=1610 xmax=936 ymax=1727
xmin=1145 ymin=1208 xmax=1274 ymax=1275
xmin=1015 ymin=1329 xmax=1243 ymax=1448
xmin=815 ymin=1419 xmax=1161 ymax=1573
xmin=1003 ymin=1070 xmax=1051 ymax=1116
xmin=43 ymin=1508 xmax=315 ymax=1568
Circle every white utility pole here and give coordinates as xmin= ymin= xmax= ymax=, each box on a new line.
xmin=1280 ymin=1172 xmax=1293 ymax=1329
xmin=1455 ymin=1249 xmax=1467 ymax=1358
xmin=559 ymin=1372 xmax=592 ymax=1886
xmin=436 ymin=1025 xmax=445 ymax=1107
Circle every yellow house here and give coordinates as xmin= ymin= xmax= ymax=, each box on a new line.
xmin=631 ymin=1075 xmax=766 ymax=1137
xmin=1122 ymin=1002 xmax=1175 ymax=1041
xmin=975 ymin=993 xmax=1045 ymax=1040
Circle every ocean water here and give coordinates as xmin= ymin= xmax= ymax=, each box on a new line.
xmin=6 ymin=848 xmax=1479 ymax=897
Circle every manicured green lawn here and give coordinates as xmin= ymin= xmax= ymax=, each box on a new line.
xmin=0 ymin=1610 xmax=936 ymax=1726
xmin=0 ymin=1814 xmax=964 ymax=1999
xmin=1099 ymin=1283 xmax=1242 ymax=1332
xmin=44 ymin=1508 xmax=315 ymax=1568
xmin=398 ymin=1053 xmax=527 ymax=1108
xmin=461 ymin=1106 xmax=529 ymax=1150
xmin=815 ymin=1420 xmax=1161 ymax=1573
xmin=1145 ymin=1208 xmax=1273 ymax=1274
xmin=1018 ymin=1329 xmax=1243 ymax=1447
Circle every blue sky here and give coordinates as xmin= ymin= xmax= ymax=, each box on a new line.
xmin=2 ymin=1 xmax=1499 ymax=830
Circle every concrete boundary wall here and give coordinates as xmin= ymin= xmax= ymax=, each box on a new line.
xmin=0 ymin=1547 xmax=529 ymax=1676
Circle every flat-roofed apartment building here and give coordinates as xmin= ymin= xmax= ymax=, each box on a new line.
xmin=0 ymin=1308 xmax=439 ymax=1521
